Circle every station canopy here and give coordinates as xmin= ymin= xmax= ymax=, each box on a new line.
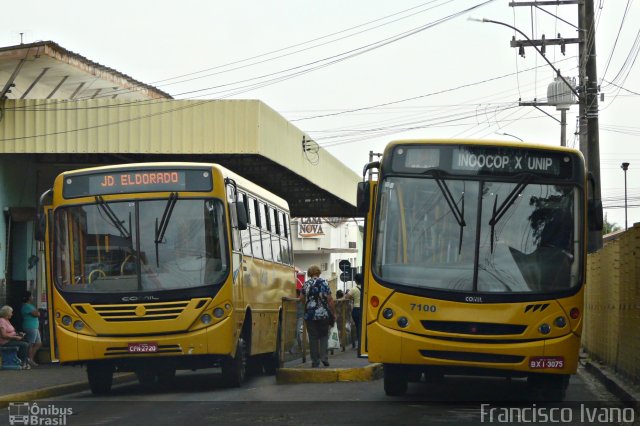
xmin=0 ymin=41 xmax=360 ymax=217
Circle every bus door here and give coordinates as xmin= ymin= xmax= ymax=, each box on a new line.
xmin=38 ymin=204 xmax=59 ymax=362
xmin=356 ymin=179 xmax=378 ymax=357
xmin=225 ymin=181 xmax=248 ymax=314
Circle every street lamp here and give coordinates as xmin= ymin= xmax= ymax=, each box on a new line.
xmin=621 ymin=162 xmax=630 ymax=230
xmin=496 ymin=132 xmax=523 ymax=142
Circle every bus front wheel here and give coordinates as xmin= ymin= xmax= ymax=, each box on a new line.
xmin=383 ymin=364 xmax=408 ymax=396
xmin=87 ymin=364 xmax=113 ymax=395
xmin=222 ymin=337 xmax=247 ymax=387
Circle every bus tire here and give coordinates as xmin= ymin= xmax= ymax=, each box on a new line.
xmin=383 ymin=364 xmax=408 ymax=396
xmin=222 ymin=337 xmax=247 ymax=387
xmin=87 ymin=364 xmax=113 ymax=395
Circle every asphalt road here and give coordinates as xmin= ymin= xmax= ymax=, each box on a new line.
xmin=20 ymin=366 xmax=634 ymax=426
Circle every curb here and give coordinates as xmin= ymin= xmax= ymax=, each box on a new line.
xmin=582 ymin=360 xmax=640 ymax=406
xmin=0 ymin=374 xmax=136 ymax=408
xmin=276 ymin=363 xmax=383 ymax=384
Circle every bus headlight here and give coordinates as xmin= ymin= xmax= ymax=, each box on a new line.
xmin=213 ymin=308 xmax=225 ymax=318
xmin=201 ymin=314 xmax=212 ymax=324
xmin=554 ymin=316 xmax=567 ymax=328
xmin=382 ymin=308 xmax=394 ymax=319
xmin=539 ymin=323 xmax=551 ymax=334
xmin=61 ymin=315 xmax=72 ymax=326
xmin=397 ymin=317 xmax=409 ymax=328
xmin=73 ymin=320 xmax=85 ymax=331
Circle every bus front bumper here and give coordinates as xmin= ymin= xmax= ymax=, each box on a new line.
xmin=55 ymin=316 xmax=235 ymax=364
xmin=367 ymin=322 xmax=580 ymax=375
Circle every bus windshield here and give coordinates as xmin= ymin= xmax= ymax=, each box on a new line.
xmin=53 ymin=198 xmax=229 ymax=293
xmin=372 ymin=176 xmax=581 ymax=294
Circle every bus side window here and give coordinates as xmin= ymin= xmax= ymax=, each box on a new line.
xmin=270 ymin=207 xmax=282 ymax=262
xmin=259 ymin=202 xmax=273 ymax=261
xmin=238 ymin=192 xmax=252 ymax=257
xmin=248 ymin=196 xmax=262 ymax=259
xmin=280 ymin=213 xmax=291 ymax=265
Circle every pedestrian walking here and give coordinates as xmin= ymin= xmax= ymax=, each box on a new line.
xmin=345 ymin=283 xmax=362 ymax=349
xmin=21 ymin=292 xmax=42 ymax=366
xmin=300 ymin=265 xmax=336 ymax=368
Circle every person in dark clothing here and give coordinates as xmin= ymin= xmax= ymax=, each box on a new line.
xmin=300 ymin=265 xmax=336 ymax=368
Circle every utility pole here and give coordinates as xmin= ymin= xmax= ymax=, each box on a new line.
xmin=579 ymin=0 xmax=603 ymax=251
xmin=509 ymin=0 xmax=602 ymax=251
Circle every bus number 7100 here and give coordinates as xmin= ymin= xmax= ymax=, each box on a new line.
xmin=410 ymin=304 xmax=436 ymax=312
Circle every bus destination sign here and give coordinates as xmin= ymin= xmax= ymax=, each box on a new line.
xmin=90 ymin=171 xmax=185 ymax=192
xmin=63 ymin=168 xmax=213 ymax=198
xmin=452 ymin=148 xmax=564 ymax=176
xmin=394 ymin=145 xmax=575 ymax=179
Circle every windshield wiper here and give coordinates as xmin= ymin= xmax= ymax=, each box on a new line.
xmin=488 ymin=174 xmax=533 ymax=253
xmin=429 ymin=171 xmax=466 ymax=255
xmin=95 ymin=196 xmax=131 ymax=239
xmin=154 ymin=192 xmax=178 ymax=267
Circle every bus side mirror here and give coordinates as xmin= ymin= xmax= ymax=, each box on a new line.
xmin=588 ymin=199 xmax=603 ymax=231
xmin=356 ymin=182 xmax=370 ymax=216
xmin=234 ymin=201 xmax=248 ymax=231
xmin=35 ymin=212 xmax=46 ymax=241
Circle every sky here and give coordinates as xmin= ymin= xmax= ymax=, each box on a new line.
xmin=3 ymin=0 xmax=639 ymax=229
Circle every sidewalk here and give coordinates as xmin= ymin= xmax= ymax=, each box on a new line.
xmin=0 ymin=363 xmax=134 ymax=408
xmin=276 ymin=346 xmax=383 ymax=384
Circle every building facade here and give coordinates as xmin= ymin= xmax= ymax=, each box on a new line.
xmin=290 ymin=217 xmax=362 ymax=293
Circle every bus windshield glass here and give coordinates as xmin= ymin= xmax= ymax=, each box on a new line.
xmin=372 ymin=176 xmax=581 ymax=294
xmin=53 ymin=198 xmax=229 ymax=293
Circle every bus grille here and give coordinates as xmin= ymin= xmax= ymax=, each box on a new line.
xmin=421 ymin=320 xmax=527 ymax=335
xmin=419 ymin=350 xmax=525 ymax=364
xmin=104 ymin=345 xmax=183 ymax=356
xmin=87 ymin=302 xmax=190 ymax=322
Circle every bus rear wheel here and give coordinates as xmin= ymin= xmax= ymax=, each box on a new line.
xmin=87 ymin=364 xmax=113 ymax=395
xmin=222 ymin=337 xmax=247 ymax=387
xmin=383 ymin=364 xmax=408 ymax=396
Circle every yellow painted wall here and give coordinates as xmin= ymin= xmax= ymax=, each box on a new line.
xmin=583 ymin=223 xmax=640 ymax=382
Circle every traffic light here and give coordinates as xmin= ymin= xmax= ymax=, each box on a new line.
xmin=339 ymin=260 xmax=352 ymax=282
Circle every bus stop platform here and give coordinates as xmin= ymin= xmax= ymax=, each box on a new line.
xmin=276 ymin=346 xmax=383 ymax=384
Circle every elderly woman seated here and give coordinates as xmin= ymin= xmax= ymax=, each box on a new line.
xmin=0 ymin=305 xmax=31 ymax=369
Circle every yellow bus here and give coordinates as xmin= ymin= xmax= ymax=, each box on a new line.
xmin=36 ymin=162 xmax=295 ymax=394
xmin=356 ymin=140 xmax=603 ymax=399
